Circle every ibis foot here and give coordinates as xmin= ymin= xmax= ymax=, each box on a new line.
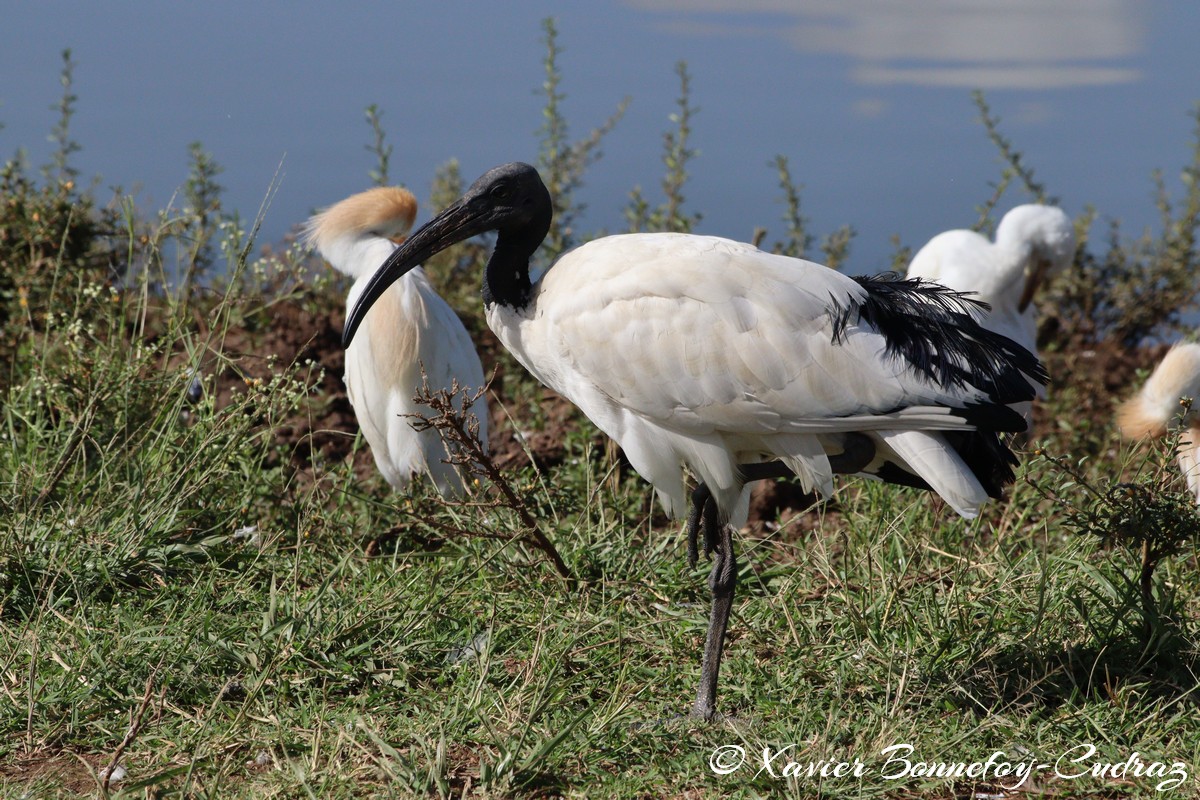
xmin=680 ymin=437 xmax=877 ymax=722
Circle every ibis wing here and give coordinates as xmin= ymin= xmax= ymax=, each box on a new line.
xmin=540 ymin=234 xmax=1007 ymax=437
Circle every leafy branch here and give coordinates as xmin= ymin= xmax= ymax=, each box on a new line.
xmin=768 ymin=155 xmax=812 ymax=259
xmin=177 ymin=142 xmax=225 ymax=299
xmin=364 ymin=103 xmax=393 ymax=187
xmin=536 ymin=17 xmax=630 ymax=261
xmin=972 ymin=90 xmax=1055 ymax=221
xmin=1028 ymin=447 xmax=1200 ymax=617
xmin=626 ymin=61 xmax=701 ymax=233
xmin=45 ymin=49 xmax=81 ymax=184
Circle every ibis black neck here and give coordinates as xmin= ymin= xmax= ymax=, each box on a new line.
xmin=482 ymin=234 xmax=532 ymax=308
xmin=482 ymin=202 xmax=551 ymax=310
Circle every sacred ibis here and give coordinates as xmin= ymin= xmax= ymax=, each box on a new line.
xmin=305 ymin=186 xmax=488 ymax=496
xmin=343 ymin=162 xmax=1047 ymax=720
xmin=1117 ymin=342 xmax=1200 ymax=504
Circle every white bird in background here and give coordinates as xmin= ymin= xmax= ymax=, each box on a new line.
xmin=343 ymin=163 xmax=1046 ymax=721
xmin=906 ymin=204 xmax=1074 ymax=425
xmin=906 ymin=204 xmax=1076 ymax=354
xmin=305 ymin=186 xmax=488 ymax=496
xmin=1117 ymin=342 xmax=1200 ymax=504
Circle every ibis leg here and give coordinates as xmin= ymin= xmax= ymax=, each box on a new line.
xmin=827 ymin=432 xmax=875 ymax=475
xmin=681 ymin=435 xmax=876 ymax=721
xmin=685 ymin=482 xmax=712 ymax=569
xmin=690 ymin=511 xmax=736 ymax=721
xmin=683 ymin=433 xmax=877 ymax=551
xmin=735 ymin=434 xmax=877 ymax=483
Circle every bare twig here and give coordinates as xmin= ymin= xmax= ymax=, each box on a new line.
xmin=102 ymin=665 xmax=161 ymax=793
xmin=408 ymin=376 xmax=575 ymax=587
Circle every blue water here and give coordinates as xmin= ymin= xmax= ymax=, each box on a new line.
xmin=3 ymin=1 xmax=1198 ymax=273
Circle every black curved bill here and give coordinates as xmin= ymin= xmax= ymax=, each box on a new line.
xmin=342 ymin=198 xmax=484 ymax=348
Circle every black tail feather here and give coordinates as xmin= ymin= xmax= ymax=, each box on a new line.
xmin=830 ymin=273 xmax=1049 ymax=405
xmin=956 ymin=401 xmax=1028 ymax=434
xmin=944 ymin=430 xmax=1019 ymax=499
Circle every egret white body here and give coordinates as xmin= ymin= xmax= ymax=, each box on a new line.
xmin=306 ymin=187 xmax=487 ymax=496
xmin=344 ymin=163 xmax=1046 ymax=720
xmin=907 ymin=204 xmax=1075 ymax=353
xmin=906 ymin=204 xmax=1074 ymax=424
xmin=1117 ymin=342 xmax=1200 ymax=503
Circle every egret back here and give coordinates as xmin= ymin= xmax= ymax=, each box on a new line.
xmin=304 ymin=188 xmax=417 ymax=279
xmin=907 ymin=228 xmax=1033 ymax=349
xmin=346 ymin=268 xmax=488 ymax=495
xmin=1178 ymin=426 xmax=1200 ymax=503
xmin=1117 ymin=343 xmax=1200 ymax=439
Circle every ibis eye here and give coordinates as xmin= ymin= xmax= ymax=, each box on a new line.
xmin=490 ymin=184 xmax=512 ymax=201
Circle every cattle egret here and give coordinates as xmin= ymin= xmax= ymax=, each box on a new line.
xmin=343 ymin=162 xmax=1047 ymax=720
xmin=1117 ymin=342 xmax=1200 ymax=503
xmin=907 ymin=205 xmax=1075 ymax=352
xmin=906 ymin=204 xmax=1074 ymax=425
xmin=305 ymin=186 xmax=488 ymax=496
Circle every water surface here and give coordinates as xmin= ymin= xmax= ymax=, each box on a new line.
xmin=2 ymin=1 xmax=1197 ymax=272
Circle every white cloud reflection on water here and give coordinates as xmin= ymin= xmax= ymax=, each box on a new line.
xmin=629 ymin=0 xmax=1143 ymax=89
xmin=1 ymin=2 xmax=1193 ymax=279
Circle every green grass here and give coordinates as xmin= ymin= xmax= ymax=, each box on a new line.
xmin=3 ymin=31 xmax=1200 ymax=799
xmin=2 ymin=261 xmax=1199 ymax=798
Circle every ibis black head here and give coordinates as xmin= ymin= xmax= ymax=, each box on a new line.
xmin=342 ymin=162 xmax=552 ymax=347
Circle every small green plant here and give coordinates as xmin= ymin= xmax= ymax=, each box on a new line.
xmin=1029 ymin=447 xmax=1200 ymax=624
xmin=625 ymin=61 xmax=701 ymax=234
xmin=428 ymin=157 xmax=464 ymax=216
xmin=765 ymin=154 xmax=813 ymax=259
xmin=972 ymin=90 xmax=1056 ymax=221
xmin=757 ymin=154 xmax=855 ymax=268
xmin=887 ymin=233 xmax=913 ymax=273
xmin=364 ymin=103 xmax=393 ymax=187
xmin=0 ymin=53 xmax=117 ymax=388
xmin=44 ymin=49 xmax=81 ymax=184
xmin=535 ymin=17 xmax=628 ymax=262
xmin=178 ymin=141 xmax=226 ymax=296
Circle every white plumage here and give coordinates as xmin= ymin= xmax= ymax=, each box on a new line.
xmin=906 ymin=204 xmax=1075 ymax=352
xmin=1117 ymin=342 xmax=1200 ymax=503
xmin=488 ymin=232 xmax=1025 ymax=524
xmin=305 ymin=186 xmax=487 ymax=495
xmin=907 ymin=204 xmax=1074 ymax=401
xmin=342 ymin=163 xmax=1045 ymax=720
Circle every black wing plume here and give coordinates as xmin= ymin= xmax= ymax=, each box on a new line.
xmin=829 ymin=273 xmax=1049 ymax=405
